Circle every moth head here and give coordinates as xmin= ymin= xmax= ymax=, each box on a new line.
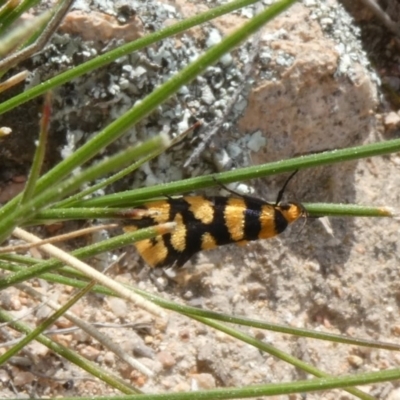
xmin=277 ymin=202 xmax=307 ymax=224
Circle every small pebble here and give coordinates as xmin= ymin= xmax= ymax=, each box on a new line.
xmin=156 ymin=351 xmax=176 ymax=369
xmin=191 ymin=373 xmax=216 ymax=390
xmin=79 ymin=345 xmax=100 ymax=361
xmin=108 ymin=298 xmax=128 ymax=318
xmin=347 ymin=355 xmax=363 ymax=368
xmin=13 ymin=371 xmax=35 ymax=386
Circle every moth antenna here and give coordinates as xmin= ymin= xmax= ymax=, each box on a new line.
xmin=212 ymin=176 xmax=243 ymax=197
xmin=275 ymin=170 xmax=299 ymax=205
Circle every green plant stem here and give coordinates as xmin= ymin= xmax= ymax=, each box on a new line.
xmin=0 ymin=253 xmax=37 ymax=265
xmin=0 ymin=224 xmax=173 ymax=289
xmin=303 ymin=203 xmax=392 ymax=217
xmin=0 ymin=9 xmax=51 ymax=59
xmin=0 ymin=308 xmax=140 ymax=394
xmin=16 ymin=369 xmax=400 ymax=399
xmin=29 ymin=207 xmax=141 ymax=223
xmin=186 ymin=315 xmax=373 ymax=399
xmin=23 ymin=0 xmax=71 ymax=48
xmin=0 ymin=0 xmax=296 ymax=232
xmin=0 ymin=0 xmax=289 ymax=114
xmin=0 ymin=0 xmax=41 ymax=35
xmin=2 ymin=259 xmax=399 ymax=353
xmin=20 ymin=92 xmax=51 ymax=204
xmin=0 ymin=0 xmax=75 ymax=74
xmin=55 ymin=122 xmax=197 ymax=209
xmin=72 ymin=138 xmax=400 ymax=208
xmin=0 ymin=134 xmax=168 ymax=243
xmin=0 ymin=280 xmax=95 ymax=365
xmin=23 ymin=203 xmax=392 ymax=225
xmin=54 ymin=149 xmax=160 ymax=209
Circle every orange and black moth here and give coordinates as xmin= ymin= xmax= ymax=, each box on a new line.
xmin=124 ymin=181 xmax=306 ymax=268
